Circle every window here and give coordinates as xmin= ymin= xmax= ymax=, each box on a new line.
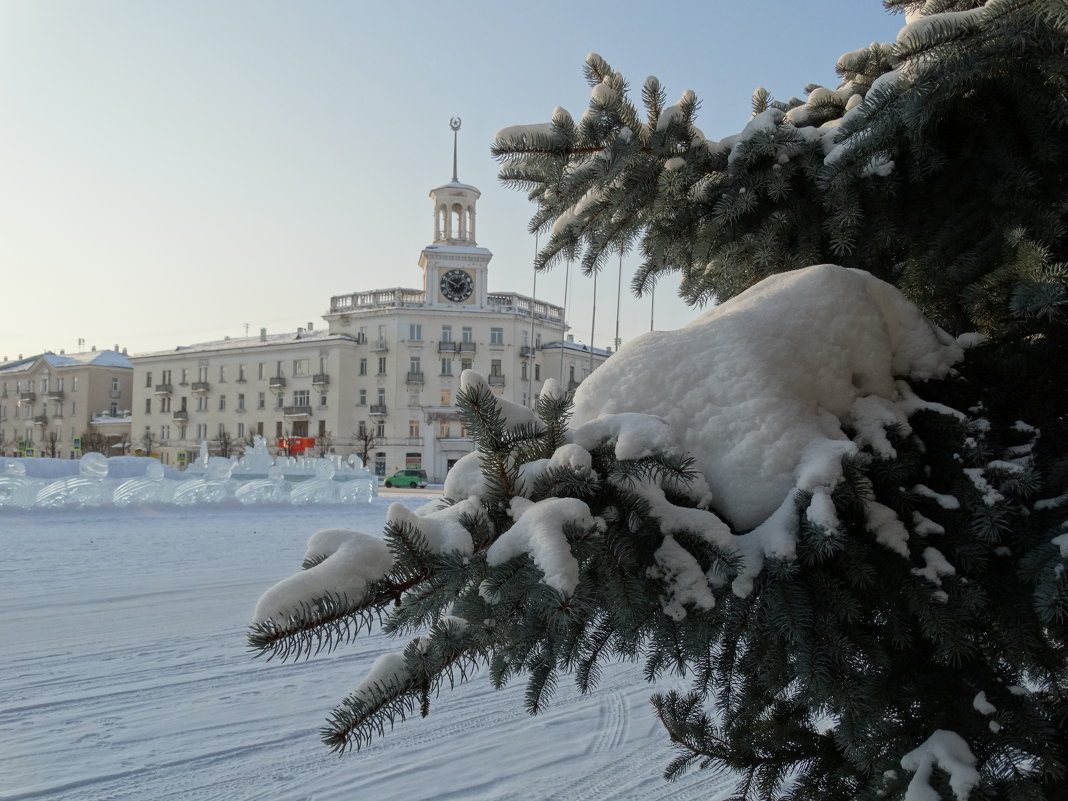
xmin=219 ymin=395 xmax=226 ymax=411
xmin=275 ymin=361 xmax=284 ymax=378
xmin=145 ymin=372 xmax=152 ymax=388
xmin=218 ymin=423 xmax=226 ymax=437
xmin=409 ymin=356 xmax=421 ymax=374
xmin=409 ymin=419 xmax=420 ymax=437
xmin=535 ymin=333 xmax=542 ymax=348
xmin=441 ymin=357 xmax=453 ymax=375
xmin=238 ymin=364 xmax=246 ymax=382
xmin=491 ymin=359 xmax=502 ymax=377
xmin=490 ymin=327 xmax=503 ymax=345
xmin=145 ymin=398 xmax=152 ymax=414
xmin=377 ymin=357 xmax=387 ymax=375
xmin=318 ymin=419 xmax=327 ymax=437
xmin=294 ymin=390 xmax=309 ymax=407
xmin=257 ymin=392 xmax=265 ymax=409
xmin=276 ymin=393 xmax=284 ymax=409
xmin=196 ymin=423 xmax=207 ymax=439
xmin=358 ymin=389 xmax=367 ymax=405
xmin=293 ymin=358 xmax=309 ymax=377
xmin=237 ymin=422 xmax=245 ymax=438
xmin=461 ymin=358 xmax=472 ymax=372
xmin=256 ymin=421 xmax=263 ymax=436
xmin=441 ymin=325 xmax=452 ymax=343
xmin=161 ymin=397 xmax=171 ymax=412
xmin=439 ymin=421 xmax=450 ymax=437
xmin=375 ymin=421 xmax=385 ymax=438
xmin=258 ymin=362 xmax=265 ymax=380
xmin=237 ymin=393 xmax=245 ymax=411
xmin=72 ymin=377 xmax=79 ymax=391
xmin=276 ymin=421 xmax=283 ymax=437
xmin=409 ymin=323 xmax=422 ymax=341
xmin=535 ymin=364 xmax=541 ymax=381
xmin=377 ymin=388 xmax=386 ymax=405
xmin=198 ymin=365 xmax=208 ymax=382
xmin=521 ymin=362 xmax=528 ymax=380
xmin=462 ymin=326 xmax=473 ymax=344
xmin=70 ymin=401 xmax=75 ymax=416
xmin=441 ymin=388 xmax=451 ymax=406
xmin=358 ymin=358 xmax=367 ymax=376
xmin=358 ymin=421 xmax=367 ymax=437
xmin=319 ymin=392 xmax=328 ymax=407
xmin=112 ymin=378 xmax=120 ymax=392
xmin=219 ymin=365 xmax=226 ymax=382
xmin=179 ymin=369 xmax=187 ymax=385
xmin=179 ymin=425 xmax=186 ymax=440
xmin=197 ymin=395 xmax=207 ymax=412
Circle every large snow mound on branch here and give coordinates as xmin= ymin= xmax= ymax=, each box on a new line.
xmin=572 ymin=264 xmax=963 ymax=532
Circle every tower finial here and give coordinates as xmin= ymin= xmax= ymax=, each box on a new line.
xmin=450 ymin=117 xmax=461 ymax=182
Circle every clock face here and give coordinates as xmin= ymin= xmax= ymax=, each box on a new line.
xmin=440 ymin=269 xmax=474 ymax=302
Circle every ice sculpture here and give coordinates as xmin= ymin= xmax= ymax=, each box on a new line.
xmin=0 ymin=461 xmax=35 ymax=507
xmin=113 ymin=461 xmax=176 ymax=505
xmin=289 ymin=458 xmax=340 ymax=505
xmin=34 ymin=452 xmax=112 ymax=507
xmin=173 ymin=457 xmax=236 ymax=505
xmin=235 ymin=465 xmax=292 ymax=504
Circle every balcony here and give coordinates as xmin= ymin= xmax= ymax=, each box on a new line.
xmin=283 ymin=405 xmax=312 ymax=419
xmin=192 ymin=382 xmax=210 ymax=394
xmin=154 ymin=383 xmax=173 ymax=396
xmin=489 ymin=374 xmax=506 ymax=387
xmin=406 ymin=371 xmax=425 ymax=384
xmin=45 ymin=390 xmax=65 ymax=402
xmin=371 ymin=339 xmax=389 ymax=352
xmin=173 ymin=410 xmax=189 ymax=422
xmin=520 ymin=345 xmax=536 ymax=357
xmin=19 ymin=391 xmax=36 ymax=405
xmin=568 ymin=380 xmax=581 ymax=391
xmin=312 ymin=373 xmax=330 ymax=387
xmin=33 ymin=415 xmax=48 ymax=425
xmin=110 ymin=389 xmax=122 ymax=399
xmin=459 ymin=342 xmax=476 ymax=353
xmin=369 ymin=404 xmax=388 ymax=415
xmin=268 ymin=377 xmax=286 ymax=391
xmin=438 ymin=342 xmax=459 ymax=353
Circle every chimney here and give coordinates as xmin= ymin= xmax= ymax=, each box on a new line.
xmin=260 ymin=328 xmax=267 ymax=342
xmin=566 ymin=334 xmax=575 ymax=342
xmin=60 ymin=349 xmax=65 ymax=355
xmin=91 ymin=345 xmax=96 ymax=351
xmin=114 ymin=344 xmax=119 ymax=352
xmin=307 ymin=322 xmax=314 ymax=331
xmin=122 ymin=347 xmax=128 ymax=354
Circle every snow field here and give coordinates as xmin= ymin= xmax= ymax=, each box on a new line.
xmin=1 ymin=502 xmax=730 ymax=801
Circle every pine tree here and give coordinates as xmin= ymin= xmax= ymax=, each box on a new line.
xmin=250 ymin=2 xmax=1068 ymax=798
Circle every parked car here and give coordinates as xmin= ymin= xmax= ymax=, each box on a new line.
xmin=384 ymin=469 xmax=428 ymax=488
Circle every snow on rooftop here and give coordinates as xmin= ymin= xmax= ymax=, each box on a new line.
xmin=0 ymin=349 xmax=132 ymax=373
xmin=132 ymin=329 xmax=344 ymax=359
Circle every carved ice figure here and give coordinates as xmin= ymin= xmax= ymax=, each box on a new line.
xmin=338 ymin=472 xmax=376 ymax=504
xmin=289 ymin=458 xmax=340 ymax=505
xmin=34 ymin=452 xmax=112 ymax=507
xmin=113 ymin=461 xmax=176 ymax=506
xmin=173 ymin=456 xmax=236 ymax=505
xmin=237 ymin=434 xmax=274 ymax=473
xmin=235 ymin=465 xmax=291 ymax=505
xmin=0 ymin=461 xmax=35 ymax=507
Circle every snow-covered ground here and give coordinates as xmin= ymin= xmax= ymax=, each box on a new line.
xmin=1 ymin=499 xmax=730 ymax=801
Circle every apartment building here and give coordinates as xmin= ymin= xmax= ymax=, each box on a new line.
xmin=0 ymin=349 xmax=133 ymax=458
xmin=131 ymin=169 xmax=610 ymax=480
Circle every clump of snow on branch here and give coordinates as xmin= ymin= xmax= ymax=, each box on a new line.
xmin=388 ymin=498 xmax=479 ymax=555
xmin=571 ymin=265 xmax=963 ymax=591
xmin=484 ymin=497 xmax=605 ymax=597
xmin=899 ymin=730 xmax=981 ymax=801
xmin=253 ymin=529 xmax=393 ymax=625
xmin=573 ymin=265 xmax=962 ymax=532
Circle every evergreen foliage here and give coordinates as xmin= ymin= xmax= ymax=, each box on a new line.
xmin=250 ymin=2 xmax=1068 ymax=798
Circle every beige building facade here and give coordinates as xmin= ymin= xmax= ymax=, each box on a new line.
xmin=0 ymin=349 xmax=133 ymax=458
xmin=130 ymin=170 xmax=610 ymax=480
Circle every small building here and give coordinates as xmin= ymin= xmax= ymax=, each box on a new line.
xmin=0 ymin=349 xmax=133 ymax=458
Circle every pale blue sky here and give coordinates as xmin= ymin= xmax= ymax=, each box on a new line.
xmin=0 ymin=1 xmax=905 ymax=360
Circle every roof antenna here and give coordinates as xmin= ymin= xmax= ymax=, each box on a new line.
xmin=450 ymin=117 xmax=461 ymax=182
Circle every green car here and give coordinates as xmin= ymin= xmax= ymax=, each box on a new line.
xmin=383 ymin=469 xmax=428 ymax=489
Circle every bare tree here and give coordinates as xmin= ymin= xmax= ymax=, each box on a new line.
xmin=139 ymin=428 xmax=158 ymax=457
xmin=215 ymin=429 xmax=241 ymax=459
xmin=315 ymin=430 xmax=334 ymax=458
xmin=80 ymin=429 xmax=110 ymax=455
xmin=353 ymin=420 xmax=377 ymax=466
xmin=42 ymin=430 xmax=60 ymax=458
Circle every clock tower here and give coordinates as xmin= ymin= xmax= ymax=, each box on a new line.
xmin=419 ymin=118 xmax=492 ymax=308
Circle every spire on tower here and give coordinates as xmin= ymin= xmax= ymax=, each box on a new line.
xmin=450 ymin=117 xmax=461 ymax=182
